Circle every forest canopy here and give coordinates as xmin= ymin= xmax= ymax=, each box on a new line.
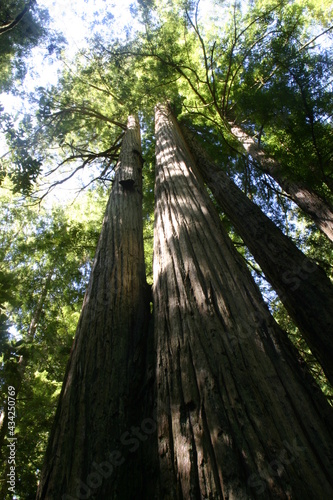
xmin=0 ymin=0 xmax=333 ymax=497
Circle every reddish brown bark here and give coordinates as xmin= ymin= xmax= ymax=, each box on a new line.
xmin=181 ymin=125 xmax=333 ymax=386
xmin=36 ymin=115 xmax=152 ymax=499
xmin=153 ymin=103 xmax=333 ymax=499
xmin=230 ymin=123 xmax=333 ymax=242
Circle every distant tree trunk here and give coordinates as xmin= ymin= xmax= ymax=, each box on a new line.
xmin=181 ymin=125 xmax=333 ymax=386
xmin=153 ymin=103 xmax=333 ymax=499
xmin=230 ymin=123 xmax=333 ymax=243
xmin=36 ymin=115 xmax=152 ymax=499
xmin=0 ymin=270 xmax=53 ymax=499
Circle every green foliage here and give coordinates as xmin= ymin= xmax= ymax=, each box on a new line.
xmin=4 ymin=0 xmax=332 ymax=197
xmin=233 ymin=18 xmax=333 ymax=199
xmin=0 ymin=179 xmax=107 ymax=497
xmin=141 ymin=116 xmax=156 ymax=284
xmin=1 ymin=112 xmax=43 ymax=194
xmin=272 ymin=297 xmax=333 ymax=403
xmin=0 ymin=1 xmax=63 ymax=93
xmin=1 ymin=0 xmax=333 ymax=494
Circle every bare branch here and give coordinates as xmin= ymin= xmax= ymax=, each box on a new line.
xmin=299 ymin=25 xmax=333 ymax=52
xmin=51 ymin=105 xmax=127 ymax=129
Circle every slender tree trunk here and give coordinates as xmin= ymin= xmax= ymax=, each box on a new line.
xmin=230 ymin=123 xmax=333 ymax=242
xmin=36 ymin=115 xmax=152 ymax=499
xmin=153 ymin=103 xmax=333 ymax=499
xmin=181 ymin=125 xmax=333 ymax=386
xmin=0 ymin=270 xmax=53 ymax=499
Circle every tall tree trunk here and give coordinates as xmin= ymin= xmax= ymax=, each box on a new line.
xmin=153 ymin=103 xmax=333 ymax=499
xmin=230 ymin=123 xmax=333 ymax=243
xmin=181 ymin=125 xmax=333 ymax=386
xmin=36 ymin=115 xmax=152 ymax=499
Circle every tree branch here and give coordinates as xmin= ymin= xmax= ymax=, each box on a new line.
xmin=0 ymin=1 xmax=33 ymax=35
xmin=299 ymin=25 xmax=333 ymax=52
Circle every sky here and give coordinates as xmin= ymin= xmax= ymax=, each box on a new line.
xmin=1 ymin=0 xmax=215 ymax=202
xmin=2 ymin=0 xmax=215 ymax=111
xmin=2 ymin=0 xmax=139 ymax=112
xmin=1 ymin=0 xmax=143 ymax=202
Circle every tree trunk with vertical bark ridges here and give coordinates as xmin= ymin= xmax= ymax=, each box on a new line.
xmin=153 ymin=103 xmax=333 ymax=499
xmin=230 ymin=123 xmax=333 ymax=243
xmin=36 ymin=115 xmax=152 ymax=499
xmin=181 ymin=125 xmax=333 ymax=387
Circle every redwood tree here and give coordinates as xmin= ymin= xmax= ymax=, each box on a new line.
xmin=36 ymin=115 xmax=152 ymax=499
xmin=230 ymin=123 xmax=333 ymax=243
xmin=153 ymin=103 xmax=333 ymax=498
xmin=181 ymin=124 xmax=333 ymax=386
xmin=35 ymin=104 xmax=333 ymax=499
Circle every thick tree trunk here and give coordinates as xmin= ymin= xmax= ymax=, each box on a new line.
xmin=230 ymin=123 xmax=333 ymax=243
xmin=153 ymin=103 xmax=333 ymax=499
xmin=181 ymin=125 xmax=333 ymax=386
xmin=36 ymin=115 xmax=152 ymax=499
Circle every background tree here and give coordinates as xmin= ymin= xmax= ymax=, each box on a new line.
xmin=181 ymin=125 xmax=333 ymax=385
xmin=0 ymin=179 xmax=106 ymax=498
xmin=0 ymin=0 xmax=65 ymax=93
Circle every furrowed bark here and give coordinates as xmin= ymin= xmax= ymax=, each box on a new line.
xmin=36 ymin=115 xmax=152 ymax=499
xmin=230 ymin=123 xmax=333 ymax=243
xmin=153 ymin=103 xmax=333 ymax=499
xmin=181 ymin=125 xmax=333 ymax=386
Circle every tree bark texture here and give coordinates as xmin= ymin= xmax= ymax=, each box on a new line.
xmin=36 ymin=115 xmax=152 ymax=499
xmin=153 ymin=104 xmax=333 ymax=499
xmin=181 ymin=126 xmax=333 ymax=386
xmin=230 ymin=123 xmax=333 ymax=243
